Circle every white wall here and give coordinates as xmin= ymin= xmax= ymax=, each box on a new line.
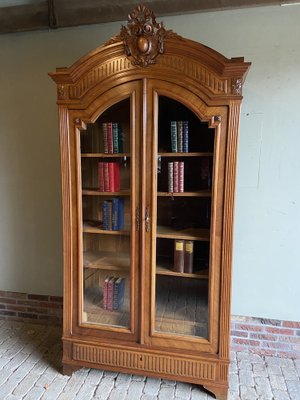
xmin=0 ymin=5 xmax=299 ymax=321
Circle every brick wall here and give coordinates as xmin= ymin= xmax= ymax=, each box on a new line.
xmin=0 ymin=291 xmax=299 ymax=359
xmin=231 ymin=315 xmax=300 ymax=359
xmin=0 ymin=290 xmax=62 ymax=325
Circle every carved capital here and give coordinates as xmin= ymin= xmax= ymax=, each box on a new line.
xmin=120 ymin=5 xmax=166 ymax=67
xmin=231 ymin=78 xmax=242 ymax=95
xmin=58 ymin=84 xmax=68 ymax=100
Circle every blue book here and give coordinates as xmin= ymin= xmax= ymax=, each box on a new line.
xmin=117 ymin=198 xmax=124 ymax=230
xmin=118 ymin=125 xmax=124 ymax=153
xmin=112 ymin=198 xmax=119 ymax=231
xmin=113 ymin=277 xmax=125 ymax=310
xmin=102 ymin=201 xmax=109 ymax=230
xmin=183 ymin=121 xmax=189 ymax=152
xmin=112 ymin=122 xmax=119 ymax=153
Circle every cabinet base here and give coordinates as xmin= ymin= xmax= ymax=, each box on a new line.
xmin=203 ymin=384 xmax=228 ymax=400
xmin=62 ymin=363 xmax=81 ymax=376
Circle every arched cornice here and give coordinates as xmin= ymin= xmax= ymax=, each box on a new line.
xmin=49 ymin=7 xmax=250 ymax=105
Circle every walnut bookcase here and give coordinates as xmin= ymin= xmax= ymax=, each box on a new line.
xmin=49 ymin=5 xmax=250 ymax=400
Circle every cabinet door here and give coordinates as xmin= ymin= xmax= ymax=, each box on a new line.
xmin=71 ymin=82 xmax=141 ymax=341
xmin=145 ymin=81 xmax=227 ymax=353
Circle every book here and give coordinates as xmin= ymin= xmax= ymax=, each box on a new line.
xmin=183 ymin=121 xmax=189 ymax=152
xmin=102 ymin=200 xmax=112 ymax=230
xmin=168 ymin=162 xmax=174 ymax=193
xmin=107 ymin=122 xmax=113 ymax=154
xmin=108 ymin=162 xmax=120 ymax=192
xmin=177 ymin=120 xmax=183 ymax=152
xmin=184 ymin=240 xmax=194 ymax=273
xmin=112 ymin=198 xmax=125 ymax=231
xmin=103 ymin=162 xmax=110 ymax=191
xmin=102 ymin=123 xmax=108 ymax=154
xmin=170 ymin=121 xmax=177 ymax=152
xmin=178 ymin=161 xmax=184 ymax=193
xmin=113 ymin=277 xmax=125 ymax=310
xmin=112 ymin=122 xmax=119 ymax=153
xmin=173 ymin=161 xmax=179 ymax=193
xmin=107 ymin=277 xmax=116 ymax=311
xmin=102 ymin=276 xmax=110 ymax=309
xmin=174 ymin=239 xmax=184 ymax=272
xmin=98 ymin=162 xmax=104 ymax=192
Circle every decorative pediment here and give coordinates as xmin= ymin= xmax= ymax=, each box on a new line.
xmin=49 ymin=5 xmax=250 ymax=102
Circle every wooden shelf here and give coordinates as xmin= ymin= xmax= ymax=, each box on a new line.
xmin=82 ymin=189 xmax=130 ymax=196
xmin=157 ymin=191 xmax=211 ymax=197
xmin=158 ymin=152 xmax=213 ymax=157
xmin=81 ymin=153 xmax=130 ymax=158
xmin=83 ymin=251 xmax=130 ymax=271
xmin=156 ymin=226 xmax=210 ymax=241
xmin=83 ymin=222 xmax=130 ymax=235
xmin=156 ymin=264 xmax=209 ymax=279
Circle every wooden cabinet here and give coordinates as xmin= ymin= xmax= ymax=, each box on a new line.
xmin=50 ymin=6 xmax=250 ymax=400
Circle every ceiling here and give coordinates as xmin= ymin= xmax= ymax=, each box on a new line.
xmin=1 ymin=0 xmax=299 ymax=34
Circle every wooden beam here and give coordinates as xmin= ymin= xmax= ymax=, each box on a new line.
xmin=0 ymin=0 xmax=295 ymax=34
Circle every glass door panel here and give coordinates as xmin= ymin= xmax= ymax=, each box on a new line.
xmin=154 ymin=96 xmax=215 ymax=339
xmin=80 ymin=98 xmax=132 ymax=329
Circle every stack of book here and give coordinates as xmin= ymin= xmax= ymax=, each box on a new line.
xmin=170 ymin=120 xmax=189 ymax=152
xmin=174 ymin=239 xmax=194 ymax=273
xmin=98 ymin=162 xmax=120 ymax=192
xmin=168 ymin=161 xmax=184 ymax=193
xmin=102 ymin=122 xmax=124 ymax=154
xmin=102 ymin=198 xmax=124 ymax=231
xmin=103 ymin=276 xmax=125 ymax=311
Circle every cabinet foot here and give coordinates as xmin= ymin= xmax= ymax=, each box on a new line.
xmin=203 ymin=384 xmax=228 ymax=400
xmin=62 ymin=363 xmax=81 ymax=376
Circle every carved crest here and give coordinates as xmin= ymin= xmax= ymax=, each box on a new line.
xmin=120 ymin=5 xmax=166 ymax=67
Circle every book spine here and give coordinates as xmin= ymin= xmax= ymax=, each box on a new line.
xmin=112 ymin=198 xmax=119 ymax=231
xmin=168 ymin=162 xmax=174 ymax=193
xmin=178 ymin=161 xmax=184 ymax=193
xmin=170 ymin=121 xmax=177 ymax=152
xmin=119 ymin=278 xmax=125 ymax=307
xmin=98 ymin=162 xmax=104 ymax=192
xmin=107 ymin=122 xmax=113 ymax=154
xmin=174 ymin=239 xmax=184 ymax=272
xmin=103 ymin=162 xmax=109 ymax=191
xmin=108 ymin=162 xmax=114 ymax=192
xmin=103 ymin=276 xmax=110 ymax=309
xmin=102 ymin=201 xmax=109 ymax=230
xmin=183 ymin=120 xmax=189 ymax=152
xmin=113 ymin=277 xmax=121 ymax=310
xmin=118 ymin=125 xmax=124 ymax=153
xmin=102 ymin=123 xmax=108 ymax=154
xmin=184 ymin=240 xmax=194 ymax=273
xmin=112 ymin=122 xmax=119 ymax=153
xmin=113 ymin=162 xmax=120 ymax=192
xmin=107 ymin=277 xmax=115 ymax=311
xmin=177 ymin=120 xmax=183 ymax=152
xmin=107 ymin=201 xmax=112 ymax=230
xmin=173 ymin=161 xmax=179 ymax=193
xmin=118 ymin=198 xmax=124 ymax=230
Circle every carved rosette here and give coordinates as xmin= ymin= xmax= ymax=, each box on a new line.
xmin=120 ymin=5 xmax=166 ymax=67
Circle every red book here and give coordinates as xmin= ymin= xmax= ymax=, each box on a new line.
xmin=107 ymin=122 xmax=113 ymax=154
xmin=178 ymin=161 xmax=184 ymax=193
xmin=98 ymin=162 xmax=104 ymax=192
xmin=173 ymin=161 xmax=179 ymax=193
xmin=108 ymin=162 xmax=120 ymax=192
xmin=103 ymin=162 xmax=109 ymax=192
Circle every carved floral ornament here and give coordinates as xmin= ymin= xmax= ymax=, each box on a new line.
xmin=120 ymin=5 xmax=167 ymax=67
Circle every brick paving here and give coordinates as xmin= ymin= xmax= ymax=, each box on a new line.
xmin=0 ymin=319 xmax=299 ymax=400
